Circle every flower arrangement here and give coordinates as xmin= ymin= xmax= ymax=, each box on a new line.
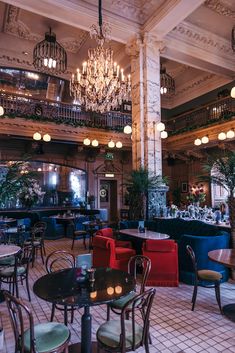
xmin=187 ymin=187 xmax=206 ymax=204
xmin=18 ymin=179 xmax=45 ymax=209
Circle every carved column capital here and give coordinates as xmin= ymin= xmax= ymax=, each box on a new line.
xmin=125 ymin=35 xmax=144 ymax=57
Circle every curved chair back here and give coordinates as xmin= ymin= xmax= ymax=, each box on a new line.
xmin=96 ymin=227 xmax=113 ymax=239
xmin=4 ymin=291 xmax=35 ymax=353
xmin=31 ymin=222 xmax=47 ymax=240
xmin=186 ymin=244 xmax=197 ymax=273
xmin=128 ymin=255 xmax=151 ymax=293
xmin=46 ymin=250 xmax=75 ymax=273
xmin=92 ymin=235 xmax=116 ymax=268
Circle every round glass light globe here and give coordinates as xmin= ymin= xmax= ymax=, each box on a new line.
xmin=116 ymin=141 xmax=123 ymax=148
xmin=123 ymin=125 xmax=132 ymax=134
xmin=43 ymin=133 xmax=51 ymax=142
xmin=194 ymin=138 xmax=201 ymax=146
xmin=33 ymin=132 xmax=41 ymax=141
xmin=92 ymin=139 xmax=99 ymax=147
xmin=231 ymin=87 xmax=235 ymax=98
xmin=0 ymin=106 xmax=4 ymax=116
xmin=83 ymin=138 xmax=91 ymax=146
xmin=108 ymin=140 xmax=115 ymax=148
xmin=156 ymin=122 xmax=165 ymax=132
xmin=226 ymin=130 xmax=235 ymax=139
xmin=201 ymin=136 xmax=209 ymax=144
xmin=218 ymin=132 xmax=226 ymax=141
xmin=160 ymin=131 xmax=168 ymax=139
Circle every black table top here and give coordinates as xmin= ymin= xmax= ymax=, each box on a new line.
xmin=33 ymin=267 xmax=135 ymax=307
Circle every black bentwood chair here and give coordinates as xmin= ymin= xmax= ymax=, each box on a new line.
xmin=4 ymin=291 xmax=70 ymax=353
xmin=0 ymin=245 xmax=32 ymax=301
xmin=25 ymin=222 xmax=47 ymax=267
xmin=97 ymin=288 xmax=156 ymax=353
xmin=45 ymin=250 xmax=76 ymax=325
xmin=107 ymin=255 xmax=151 ymax=321
xmin=186 ymin=245 xmax=222 ymax=313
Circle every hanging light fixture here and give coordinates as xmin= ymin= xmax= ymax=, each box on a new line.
xmin=70 ymin=0 xmax=131 ymax=113
xmin=194 ymin=138 xmax=201 ymax=146
xmin=227 ymin=129 xmax=235 ymax=139
xmin=218 ymin=132 xmax=226 ymax=141
xmin=33 ymin=28 xmax=67 ymax=74
xmin=92 ymin=139 xmax=99 ymax=147
xmin=0 ymin=106 xmax=4 ymax=116
xmin=83 ymin=137 xmax=91 ymax=146
xmin=156 ymin=122 xmax=165 ymax=132
xmin=116 ymin=141 xmax=122 ymax=148
xmin=123 ymin=124 xmax=132 ymax=134
xmin=201 ymin=135 xmax=209 ymax=144
xmin=160 ymin=64 xmax=175 ymax=95
xmin=108 ymin=140 xmax=115 ymax=148
xmin=33 ymin=132 xmax=42 ymax=141
xmin=160 ymin=131 xmax=168 ymax=139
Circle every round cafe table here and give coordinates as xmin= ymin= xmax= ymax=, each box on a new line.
xmin=33 ymin=267 xmax=135 ymax=353
xmin=0 ymin=244 xmax=21 ymax=302
xmin=208 ymin=249 xmax=235 ymax=322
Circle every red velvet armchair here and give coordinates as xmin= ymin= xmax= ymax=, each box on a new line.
xmin=93 ymin=235 xmax=136 ymax=272
xmin=142 ymin=239 xmax=179 ymax=287
xmin=95 ymin=228 xmax=132 ymax=248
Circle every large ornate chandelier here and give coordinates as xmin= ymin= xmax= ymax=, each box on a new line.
xmin=70 ymin=0 xmax=131 ymax=113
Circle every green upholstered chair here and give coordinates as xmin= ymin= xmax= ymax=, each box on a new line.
xmin=24 ymin=222 xmax=47 ymax=267
xmin=0 ymin=245 xmax=32 ymax=301
xmin=107 ymin=255 xmax=151 ymax=321
xmin=97 ymin=288 xmax=156 ymax=353
xmin=186 ymin=245 xmax=222 ymax=313
xmin=4 ymin=291 xmax=70 ymax=353
xmin=45 ymin=250 xmax=76 ymax=325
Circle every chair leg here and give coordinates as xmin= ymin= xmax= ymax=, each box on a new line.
xmin=191 ymin=283 xmax=198 ymax=311
xmin=144 ymin=341 xmax=150 ymax=353
xmin=215 ymin=283 xmax=223 ymax=314
xmin=107 ymin=305 xmax=110 ymax=321
xmin=50 ymin=304 xmax=55 ymax=322
xmin=83 ymin=235 xmax=87 ymax=250
xmin=71 ymin=235 xmax=75 ymax=250
xmin=32 ymin=247 xmax=35 ymax=268
xmin=42 ymin=241 xmax=46 ymax=256
xmin=26 ymin=276 xmax=31 ymax=302
xmin=71 ymin=307 xmax=74 ymax=324
xmin=40 ymin=246 xmax=44 ymax=264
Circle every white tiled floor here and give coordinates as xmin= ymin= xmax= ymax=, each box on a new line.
xmin=1 ymin=238 xmax=235 ymax=352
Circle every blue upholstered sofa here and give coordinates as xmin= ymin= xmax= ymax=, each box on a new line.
xmin=119 ymin=219 xmax=230 ymax=284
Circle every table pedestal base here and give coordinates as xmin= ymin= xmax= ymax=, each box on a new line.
xmin=68 ymin=342 xmax=97 ymax=353
xmin=223 ymin=304 xmax=235 ymax=322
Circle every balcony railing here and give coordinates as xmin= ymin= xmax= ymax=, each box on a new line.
xmin=0 ymin=92 xmax=132 ymax=131
xmin=165 ymin=96 xmax=235 ymax=136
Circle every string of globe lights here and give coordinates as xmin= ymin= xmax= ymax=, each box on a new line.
xmin=33 ymin=131 xmax=51 ymax=142
xmin=194 ymin=129 xmax=235 ymax=146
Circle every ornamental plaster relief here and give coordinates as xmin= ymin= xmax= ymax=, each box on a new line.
xmin=204 ymin=0 xmax=235 ymax=19
xmin=169 ymin=20 xmax=234 ymax=58
xmin=3 ymin=5 xmax=88 ymax=54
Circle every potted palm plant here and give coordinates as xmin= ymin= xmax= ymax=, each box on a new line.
xmin=202 ymin=149 xmax=235 ymax=247
xmin=124 ymin=167 xmax=167 ymax=220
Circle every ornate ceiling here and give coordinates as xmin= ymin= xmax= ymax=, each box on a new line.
xmin=0 ymin=0 xmax=234 ymax=108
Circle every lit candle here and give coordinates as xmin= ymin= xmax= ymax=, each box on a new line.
xmin=72 ymin=74 xmax=74 ymax=83
xmin=121 ymin=68 xmax=124 ymax=81
xmin=117 ymin=65 xmax=120 ymax=78
xmin=107 ymin=286 xmax=114 ymax=295
xmin=128 ymin=74 xmax=131 ymax=83
xmin=94 ymin=60 xmax=97 ymax=73
xmin=83 ymin=61 xmax=87 ymax=74
xmin=76 ymin=68 xmax=80 ymax=81
xmin=105 ymin=60 xmax=108 ymax=74
xmin=115 ymin=285 xmax=122 ymax=294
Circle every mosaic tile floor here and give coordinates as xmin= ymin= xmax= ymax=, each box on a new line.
xmin=0 ymin=238 xmax=235 ymax=352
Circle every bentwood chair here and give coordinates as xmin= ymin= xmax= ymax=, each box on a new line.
xmin=45 ymin=250 xmax=76 ymax=324
xmin=107 ymin=255 xmax=151 ymax=321
xmin=4 ymin=291 xmax=70 ymax=353
xmin=0 ymin=245 xmax=32 ymax=301
xmin=97 ymin=288 xmax=156 ymax=353
xmin=25 ymin=222 xmax=47 ymax=267
xmin=186 ymin=245 xmax=222 ymax=313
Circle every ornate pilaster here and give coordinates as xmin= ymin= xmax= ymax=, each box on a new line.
xmin=127 ymin=34 xmax=168 ymax=218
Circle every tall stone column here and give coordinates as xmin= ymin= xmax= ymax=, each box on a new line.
xmin=127 ymin=34 xmax=168 ymax=218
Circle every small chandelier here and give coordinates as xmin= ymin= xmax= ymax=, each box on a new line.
xmin=160 ymin=64 xmax=175 ymax=95
xmin=70 ymin=0 xmax=131 ymax=113
xmin=33 ymin=28 xmax=67 ymax=74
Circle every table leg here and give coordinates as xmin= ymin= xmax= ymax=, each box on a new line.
xmin=223 ymin=304 xmax=235 ymax=322
xmin=81 ymin=306 xmax=92 ymax=353
xmin=0 ymin=291 xmax=5 ymax=303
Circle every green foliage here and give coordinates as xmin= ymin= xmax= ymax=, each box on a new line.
xmin=0 ymin=160 xmax=36 ymax=208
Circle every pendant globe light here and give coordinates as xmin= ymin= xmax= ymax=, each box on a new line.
xmin=33 ymin=28 xmax=67 ymax=74
xmin=160 ymin=64 xmax=175 ymax=95
xmin=70 ymin=0 xmax=131 ymax=113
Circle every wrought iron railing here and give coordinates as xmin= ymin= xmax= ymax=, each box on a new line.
xmin=0 ymin=92 xmax=132 ymax=131
xmin=165 ymin=96 xmax=235 ymax=135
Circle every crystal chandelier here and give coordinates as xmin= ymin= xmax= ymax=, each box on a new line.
xmin=160 ymin=64 xmax=175 ymax=95
xmin=33 ymin=28 xmax=67 ymax=74
xmin=70 ymin=0 xmax=131 ymax=113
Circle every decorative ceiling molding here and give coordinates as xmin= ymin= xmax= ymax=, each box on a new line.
xmin=204 ymin=0 xmax=235 ymax=19
xmin=60 ymin=33 xmax=89 ymax=54
xmin=0 ymin=54 xmax=33 ymax=68
xmin=170 ymin=20 xmax=233 ymax=57
xmin=4 ymin=5 xmax=42 ymax=42
xmin=175 ymin=73 xmax=215 ymax=96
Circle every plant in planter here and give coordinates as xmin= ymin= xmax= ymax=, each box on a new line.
xmin=201 ymin=149 xmax=235 ymax=247
xmin=124 ymin=167 xmax=167 ymax=220
xmin=0 ymin=160 xmax=42 ymax=209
